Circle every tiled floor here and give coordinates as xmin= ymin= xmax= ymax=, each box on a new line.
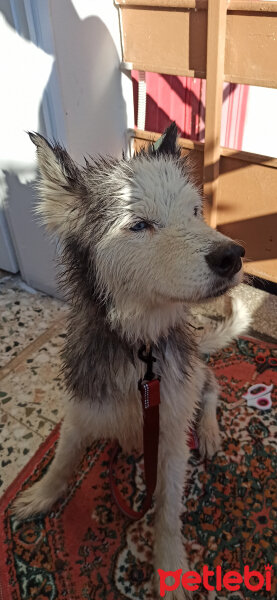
xmin=0 ymin=274 xmax=67 ymax=492
xmin=0 ymin=272 xmax=276 ymax=496
xmin=0 ymin=275 xmax=67 ymax=367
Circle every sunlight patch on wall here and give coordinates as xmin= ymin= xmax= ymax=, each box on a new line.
xmin=0 ymin=13 xmax=53 ymax=170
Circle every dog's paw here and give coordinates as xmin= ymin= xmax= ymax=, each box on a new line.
xmin=198 ymin=418 xmax=221 ymax=459
xmin=154 ymin=543 xmax=192 ymax=600
xmin=12 ymin=480 xmax=65 ymax=520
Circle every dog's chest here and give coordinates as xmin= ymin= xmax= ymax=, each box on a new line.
xmin=64 ymin=317 xmax=195 ymax=409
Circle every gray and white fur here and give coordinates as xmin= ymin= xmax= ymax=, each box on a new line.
xmin=13 ymin=123 xmax=250 ymax=600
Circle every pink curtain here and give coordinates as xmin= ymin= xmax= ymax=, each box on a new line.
xmin=132 ymin=71 xmax=249 ymax=150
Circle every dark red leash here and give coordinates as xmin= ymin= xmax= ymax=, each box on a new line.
xmin=109 ymin=345 xmax=161 ymax=520
xmin=109 ymin=345 xmax=199 ymax=520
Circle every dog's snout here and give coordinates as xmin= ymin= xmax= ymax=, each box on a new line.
xmin=205 ymin=243 xmax=245 ymax=278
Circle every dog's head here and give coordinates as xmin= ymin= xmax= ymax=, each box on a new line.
xmin=30 ymin=124 xmax=244 ymax=327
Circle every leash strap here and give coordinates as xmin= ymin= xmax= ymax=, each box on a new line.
xmin=109 ymin=378 xmax=160 ymax=520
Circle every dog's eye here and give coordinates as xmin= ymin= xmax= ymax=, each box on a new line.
xmin=194 ymin=207 xmax=199 ymax=217
xmin=130 ymin=221 xmax=150 ymax=232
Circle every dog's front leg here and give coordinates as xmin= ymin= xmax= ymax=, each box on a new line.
xmin=153 ymin=414 xmax=192 ymax=600
xmin=13 ymin=402 xmax=92 ymax=519
xmin=197 ymin=367 xmax=221 ymax=459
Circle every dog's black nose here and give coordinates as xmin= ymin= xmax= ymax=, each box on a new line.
xmin=205 ymin=243 xmax=245 ymax=277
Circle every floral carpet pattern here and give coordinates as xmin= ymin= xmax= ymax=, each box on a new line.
xmin=0 ymin=337 xmax=276 ymax=600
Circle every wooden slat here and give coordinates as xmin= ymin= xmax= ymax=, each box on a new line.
xmin=228 ymin=0 xmax=277 ymax=10
xmin=118 ymin=0 xmax=277 ymax=12
xmin=120 ymin=5 xmax=208 ymax=78
xmin=126 ymin=66 xmax=277 ymax=89
xmin=119 ymin=3 xmax=277 ymax=87
xmin=220 ymin=147 xmax=277 ymax=169
xmin=203 ymin=0 xmax=227 ymax=227
xmin=132 ymin=129 xmax=204 ymax=151
xmin=225 ymin=11 xmax=277 ymax=89
xmin=118 ymin=0 xmax=208 ymax=7
xmin=224 ymin=75 xmax=277 ymax=89
xmin=217 ymin=158 xmax=277 ymax=284
xmin=133 ymin=129 xmax=277 ymax=168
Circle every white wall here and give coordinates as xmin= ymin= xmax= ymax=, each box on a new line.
xmin=0 ymin=3 xmax=54 ymax=273
xmin=242 ymin=86 xmax=277 ymax=158
xmin=49 ymin=0 xmax=134 ymax=162
xmin=0 ymin=0 xmax=133 ymax=293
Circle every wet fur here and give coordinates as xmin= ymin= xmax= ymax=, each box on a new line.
xmin=13 ymin=124 xmax=250 ymax=600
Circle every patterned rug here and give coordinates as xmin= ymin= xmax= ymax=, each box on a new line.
xmin=0 ymin=337 xmax=276 ymax=600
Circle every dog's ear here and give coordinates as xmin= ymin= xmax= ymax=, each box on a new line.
xmin=29 ymin=132 xmax=86 ymax=236
xmin=152 ymin=122 xmax=179 ymax=156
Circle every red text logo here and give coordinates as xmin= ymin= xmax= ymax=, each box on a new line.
xmin=158 ymin=565 xmax=273 ymax=596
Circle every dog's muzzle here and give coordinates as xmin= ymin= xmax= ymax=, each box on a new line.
xmin=205 ymin=243 xmax=245 ymax=279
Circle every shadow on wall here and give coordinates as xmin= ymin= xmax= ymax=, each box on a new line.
xmin=4 ymin=172 xmax=63 ymax=297
xmin=47 ymin=0 xmax=127 ymax=161
xmin=0 ymin=0 xmax=127 ymax=295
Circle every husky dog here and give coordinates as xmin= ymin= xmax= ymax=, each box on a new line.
xmin=14 ymin=123 xmax=249 ymax=599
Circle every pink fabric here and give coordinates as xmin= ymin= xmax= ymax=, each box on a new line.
xmin=221 ymin=82 xmax=249 ymax=149
xmin=132 ymin=72 xmax=249 ymax=150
